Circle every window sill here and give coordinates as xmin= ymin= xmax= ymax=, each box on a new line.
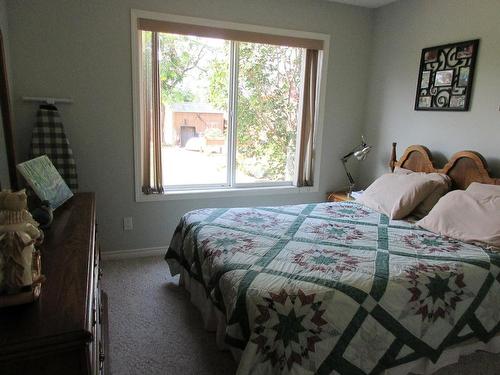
xmin=135 ymin=185 xmax=318 ymax=202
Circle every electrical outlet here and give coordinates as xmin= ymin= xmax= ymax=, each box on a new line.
xmin=123 ymin=217 xmax=133 ymax=231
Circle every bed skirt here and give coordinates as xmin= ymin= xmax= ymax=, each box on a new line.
xmin=178 ymin=269 xmax=500 ymax=375
xmin=179 ymin=269 xmax=243 ymax=362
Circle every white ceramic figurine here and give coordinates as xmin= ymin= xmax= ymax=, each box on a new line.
xmin=0 ymin=190 xmax=45 ymax=306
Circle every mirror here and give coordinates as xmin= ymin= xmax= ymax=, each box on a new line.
xmin=0 ymin=27 xmax=17 ymax=190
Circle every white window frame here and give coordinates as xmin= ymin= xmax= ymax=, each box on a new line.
xmin=131 ymin=9 xmax=330 ymax=202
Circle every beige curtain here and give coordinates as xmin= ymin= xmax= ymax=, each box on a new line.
xmin=296 ymin=49 xmax=319 ymax=187
xmin=142 ymin=32 xmax=164 ymax=194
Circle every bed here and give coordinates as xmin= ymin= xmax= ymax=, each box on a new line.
xmin=165 ymin=144 xmax=500 ymax=375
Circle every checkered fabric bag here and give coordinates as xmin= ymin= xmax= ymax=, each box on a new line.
xmin=30 ymin=106 xmax=78 ymax=191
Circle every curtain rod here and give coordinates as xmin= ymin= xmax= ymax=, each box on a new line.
xmin=22 ymin=96 xmax=73 ymax=105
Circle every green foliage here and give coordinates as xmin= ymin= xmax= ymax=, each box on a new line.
xmin=208 ymin=58 xmax=229 ymax=111
xmin=158 ymin=34 xmax=206 ymax=104
xmin=152 ymin=30 xmax=303 ymax=181
xmin=235 ymin=43 xmax=302 ymax=180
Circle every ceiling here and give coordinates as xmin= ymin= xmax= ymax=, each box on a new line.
xmin=328 ymin=0 xmax=399 ymax=8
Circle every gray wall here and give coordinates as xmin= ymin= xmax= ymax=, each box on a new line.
xmin=0 ymin=0 xmax=12 ymax=189
xmin=360 ymin=0 xmax=500 ymax=186
xmin=5 ymin=0 xmax=373 ymax=252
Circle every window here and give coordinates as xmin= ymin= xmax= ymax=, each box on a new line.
xmin=132 ymin=12 xmax=328 ymax=197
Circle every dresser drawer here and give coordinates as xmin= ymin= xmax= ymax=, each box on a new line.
xmin=90 ymin=238 xmax=106 ymax=375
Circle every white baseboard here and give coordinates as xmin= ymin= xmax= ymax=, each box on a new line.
xmin=101 ymin=246 xmax=166 ymax=260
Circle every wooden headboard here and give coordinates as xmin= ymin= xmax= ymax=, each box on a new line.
xmin=389 ymin=142 xmax=500 ymax=190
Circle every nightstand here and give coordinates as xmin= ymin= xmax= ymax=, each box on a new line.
xmin=327 ymin=191 xmax=354 ymax=202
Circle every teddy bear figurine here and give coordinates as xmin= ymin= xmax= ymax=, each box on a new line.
xmin=0 ymin=189 xmax=45 ymax=306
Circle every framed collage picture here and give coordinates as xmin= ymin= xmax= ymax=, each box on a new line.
xmin=414 ymin=39 xmax=479 ymax=111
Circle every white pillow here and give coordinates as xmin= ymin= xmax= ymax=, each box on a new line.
xmin=394 ymin=167 xmax=451 ymax=218
xmin=466 ymin=182 xmax=500 ymax=200
xmin=357 ymin=173 xmax=441 ymax=220
xmin=417 ymin=189 xmax=500 ymax=249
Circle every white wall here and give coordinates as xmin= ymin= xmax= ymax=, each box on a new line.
xmin=5 ymin=0 xmax=373 ymax=252
xmin=360 ymin=0 xmax=500 ymax=185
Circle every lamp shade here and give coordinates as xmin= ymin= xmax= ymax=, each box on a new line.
xmin=354 ymin=145 xmax=372 ymax=160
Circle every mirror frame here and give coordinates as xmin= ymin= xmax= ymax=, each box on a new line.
xmin=0 ymin=27 xmax=17 ymax=190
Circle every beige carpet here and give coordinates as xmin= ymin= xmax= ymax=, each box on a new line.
xmin=101 ymin=256 xmax=500 ymax=375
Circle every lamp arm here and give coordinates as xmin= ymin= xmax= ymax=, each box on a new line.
xmin=341 ymin=150 xmax=355 ymax=161
xmin=342 ymin=158 xmax=355 ymax=185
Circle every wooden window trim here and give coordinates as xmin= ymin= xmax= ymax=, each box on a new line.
xmin=137 ymin=18 xmax=324 ymax=50
xmin=131 ymin=10 xmax=330 ymax=201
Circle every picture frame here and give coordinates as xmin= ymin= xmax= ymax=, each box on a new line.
xmin=414 ymin=39 xmax=479 ymax=111
xmin=450 ymin=95 xmax=466 ymax=109
xmin=458 ymin=67 xmax=470 ymax=87
xmin=424 ymin=49 xmax=438 ymax=62
xmin=420 ymin=71 xmax=431 ymax=88
xmin=418 ymin=96 xmax=432 ymax=108
xmin=457 ymin=44 xmax=474 ymax=59
xmin=16 ymin=155 xmax=73 ymax=210
xmin=434 ymin=70 xmax=454 ymax=86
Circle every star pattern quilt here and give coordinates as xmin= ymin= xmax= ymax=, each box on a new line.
xmin=165 ymin=201 xmax=500 ymax=375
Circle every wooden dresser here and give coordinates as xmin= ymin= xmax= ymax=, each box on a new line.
xmin=0 ymin=193 xmax=108 ymax=375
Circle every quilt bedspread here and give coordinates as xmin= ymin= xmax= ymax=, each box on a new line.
xmin=165 ymin=201 xmax=500 ymax=375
